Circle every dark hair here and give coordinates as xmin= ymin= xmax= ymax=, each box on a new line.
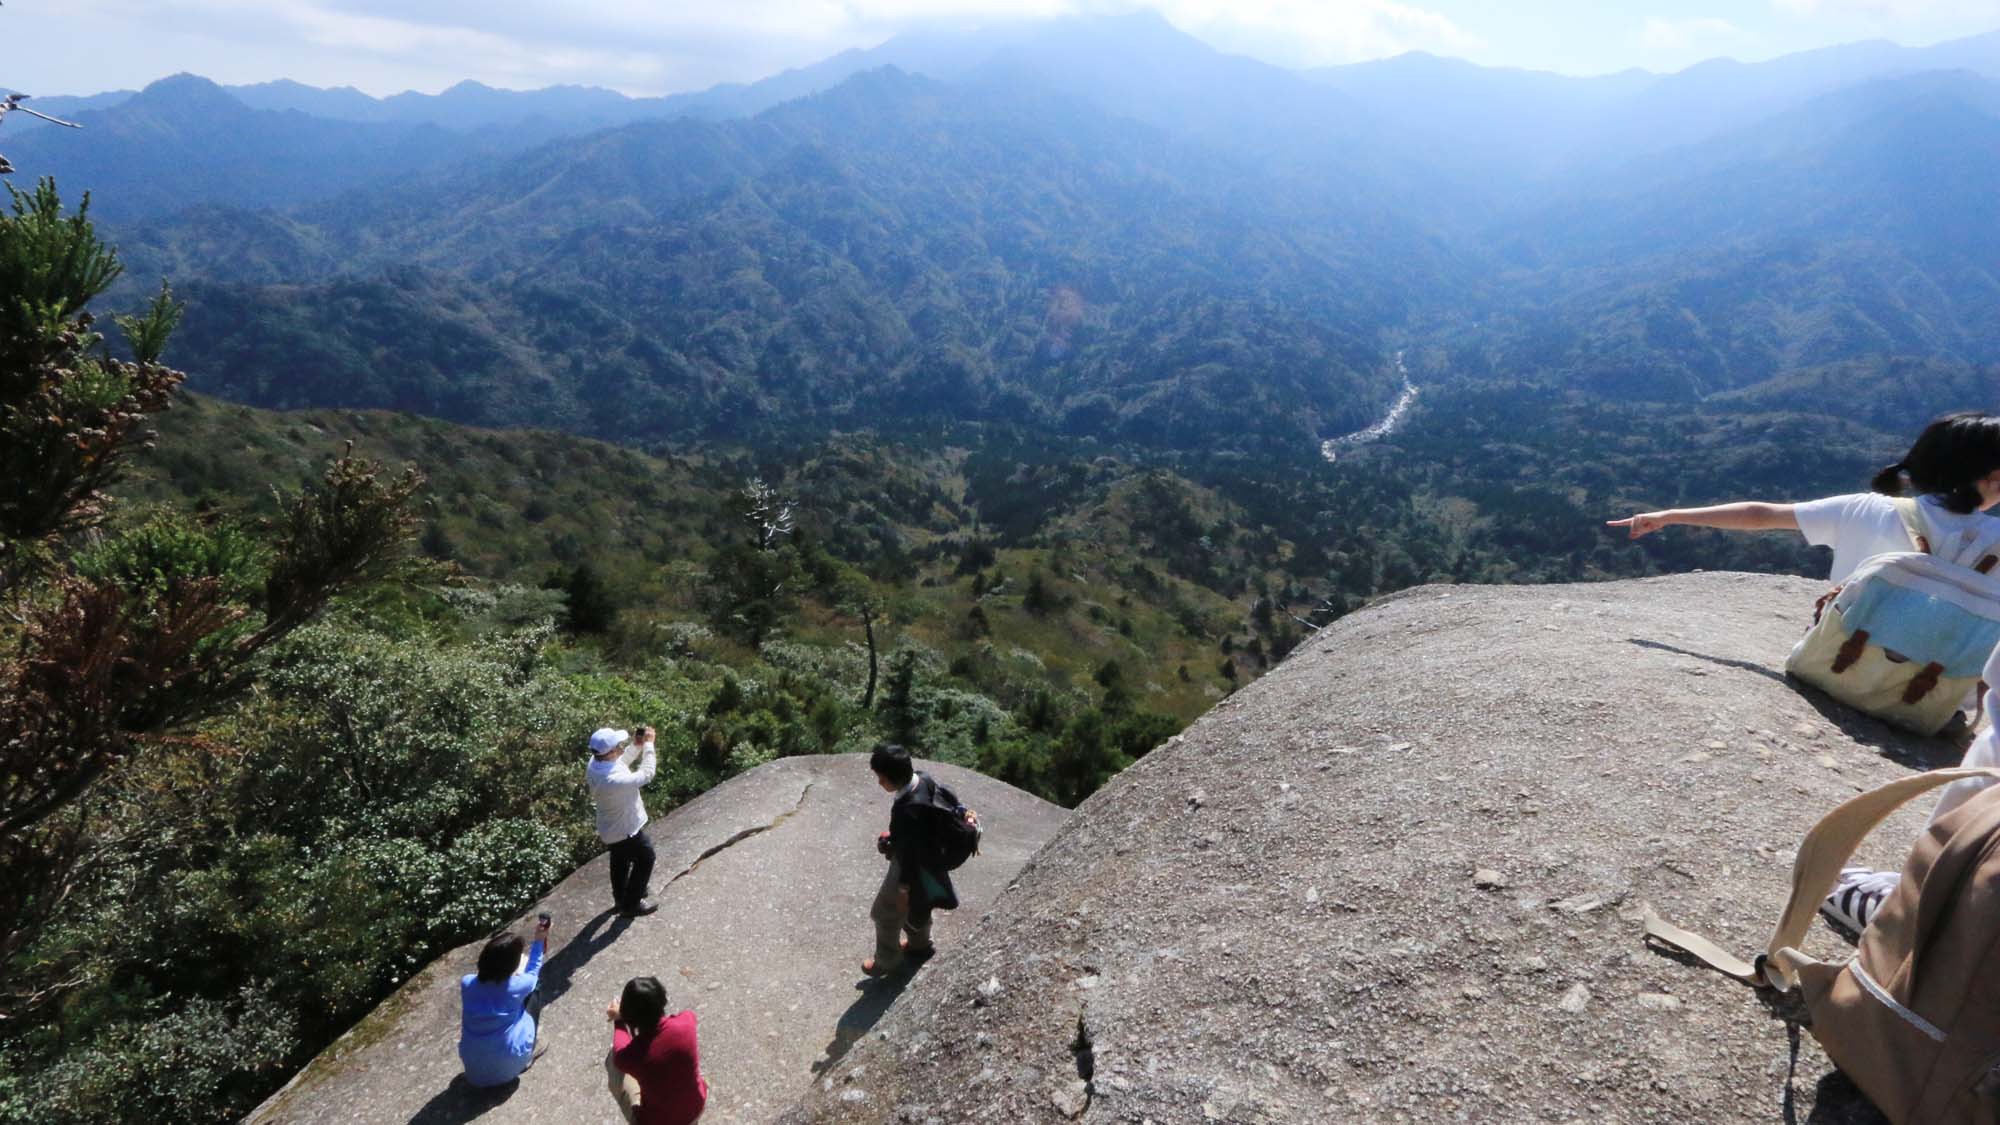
xmin=870 ymin=742 xmax=914 ymax=786
xmin=1872 ymin=412 xmax=2000 ymax=515
xmin=619 ymin=976 xmax=668 ymax=1038
xmin=476 ymin=933 xmax=526 ymax=983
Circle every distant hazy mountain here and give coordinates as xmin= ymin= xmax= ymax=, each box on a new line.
xmin=1525 ymin=70 xmax=2000 ymax=265
xmin=1303 ymin=53 xmax=1652 ymax=185
xmin=1469 ymin=69 xmax=2000 ymax=398
xmin=1307 ymin=27 xmax=2000 ymax=183
xmin=24 ymin=14 xmax=1998 ymax=211
xmin=1565 ymin=30 xmax=2000 ymax=167
xmin=134 ymin=67 xmax=1430 ymax=449
xmin=27 ymin=13 xmax=1999 ymax=450
xmin=229 ymin=77 xmax=648 ymax=129
xmin=219 ymin=60 xmax=922 ymax=136
xmin=1 ymin=75 xmax=493 ymax=221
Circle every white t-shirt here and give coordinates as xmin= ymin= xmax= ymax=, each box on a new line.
xmin=1931 ymin=637 xmax=2000 ymax=827
xmin=1792 ymin=492 xmax=2000 ymax=584
xmin=1792 ymin=494 xmax=2000 ymax=837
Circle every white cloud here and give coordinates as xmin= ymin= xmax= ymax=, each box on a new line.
xmin=305 ymin=0 xmax=1478 ymax=72
xmin=68 ymin=0 xmax=717 ymax=90
xmin=23 ymin=0 xmax=1103 ymax=94
xmin=1640 ymin=15 xmax=1746 ymax=51
xmin=16 ymin=0 xmax=1482 ymax=95
xmin=1153 ymin=0 xmax=1485 ymax=67
xmin=1772 ymin=0 xmax=2000 ymax=16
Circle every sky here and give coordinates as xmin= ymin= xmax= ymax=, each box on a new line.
xmin=3 ymin=0 xmax=1998 ymax=97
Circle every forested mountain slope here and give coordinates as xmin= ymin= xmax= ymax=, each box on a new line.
xmin=127 ymin=394 xmax=1285 ymax=726
xmin=1464 ymin=71 xmax=2000 ymax=399
xmin=73 ymin=18 xmax=1996 ymax=460
xmin=117 ymin=68 xmax=1429 ymax=449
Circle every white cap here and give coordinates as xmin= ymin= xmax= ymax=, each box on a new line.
xmin=588 ymin=727 xmax=630 ymax=754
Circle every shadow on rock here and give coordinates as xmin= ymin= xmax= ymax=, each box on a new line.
xmin=1799 ymin=1068 xmax=1889 ymax=1125
xmin=407 ymin=1075 xmax=518 ymax=1125
xmin=1629 ymin=638 xmax=1789 ymax=684
xmin=1645 ymin=911 xmax=1881 ymax=1124
xmin=1746 ymin=995 xmax=1886 ymax=1125
xmin=811 ymin=972 xmax=917 ymax=1074
xmin=1627 ymin=638 xmax=1965 ymax=771
xmin=539 ymin=907 xmax=632 ymax=1009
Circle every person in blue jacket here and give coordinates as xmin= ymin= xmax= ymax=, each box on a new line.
xmin=458 ymin=915 xmax=551 ymax=1086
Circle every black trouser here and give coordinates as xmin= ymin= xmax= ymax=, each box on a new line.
xmin=607 ymin=829 xmax=655 ymax=909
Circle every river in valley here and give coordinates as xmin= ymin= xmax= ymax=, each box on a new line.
xmin=1320 ymin=351 xmax=1417 ymax=462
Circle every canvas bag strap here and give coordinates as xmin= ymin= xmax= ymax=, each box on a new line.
xmin=1643 ymin=767 xmax=2000 ymax=989
xmin=1892 ymin=494 xmax=2000 ymax=570
xmin=1891 ymin=496 xmax=1931 ymax=554
xmin=1758 ymin=766 xmax=2000 ymax=988
xmin=1639 ymin=905 xmax=1762 ymax=980
xmin=1960 ymin=524 xmax=2000 ymax=574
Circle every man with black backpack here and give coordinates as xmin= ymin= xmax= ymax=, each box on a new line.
xmin=860 ymin=744 xmax=981 ymax=977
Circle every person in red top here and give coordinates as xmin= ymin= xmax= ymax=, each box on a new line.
xmin=606 ymin=976 xmax=707 ymax=1124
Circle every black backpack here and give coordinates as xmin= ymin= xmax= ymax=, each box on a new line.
xmin=921 ymin=778 xmax=982 ymax=872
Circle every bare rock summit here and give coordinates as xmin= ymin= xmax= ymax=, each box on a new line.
xmin=784 ymin=573 xmax=1953 ymax=1123
xmin=245 ymin=755 xmax=1067 ymax=1124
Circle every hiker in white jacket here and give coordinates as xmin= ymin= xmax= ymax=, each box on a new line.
xmin=587 ymin=726 xmax=659 ymax=917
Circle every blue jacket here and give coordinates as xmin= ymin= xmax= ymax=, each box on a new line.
xmin=458 ymin=939 xmax=543 ymax=1087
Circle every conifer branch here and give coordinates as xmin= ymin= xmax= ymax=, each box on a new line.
xmin=1 ymin=72 xmax=86 ymax=176
xmin=1 ymin=96 xmax=80 ymax=130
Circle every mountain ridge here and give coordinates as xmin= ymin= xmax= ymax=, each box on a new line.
xmin=116 ymin=66 xmax=1422 ymax=450
xmin=2 ymin=73 xmax=493 ymax=221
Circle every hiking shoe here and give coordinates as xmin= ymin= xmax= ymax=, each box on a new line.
xmin=521 ymin=1038 xmax=549 ymax=1074
xmin=1821 ymin=866 xmax=1899 ymax=934
xmin=901 ymin=940 xmax=936 ymax=963
xmin=621 ymin=899 xmax=659 ymax=918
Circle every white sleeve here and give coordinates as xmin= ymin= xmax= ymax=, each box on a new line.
xmin=593 ymin=751 xmax=654 ymax=789
xmin=1791 ymin=493 xmax=1878 ymax=549
xmin=1932 ymin=648 xmax=2000 ymax=824
xmin=1931 ymin=731 xmax=1999 ymax=825
xmin=628 ymin=743 xmax=657 ymax=787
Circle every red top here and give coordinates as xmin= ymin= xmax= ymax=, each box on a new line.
xmin=612 ymin=1011 xmax=707 ymax=1125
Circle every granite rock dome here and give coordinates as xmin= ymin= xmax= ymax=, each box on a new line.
xmin=784 ymin=573 xmax=1943 ymax=1123
xmin=246 ymin=755 xmax=1068 ymax=1124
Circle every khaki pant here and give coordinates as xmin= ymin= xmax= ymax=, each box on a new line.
xmin=607 ymin=1051 xmax=642 ymax=1122
xmin=870 ymin=858 xmax=932 ymax=971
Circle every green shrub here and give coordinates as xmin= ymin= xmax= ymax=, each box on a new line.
xmin=1 ymin=986 xmax=295 ymax=1125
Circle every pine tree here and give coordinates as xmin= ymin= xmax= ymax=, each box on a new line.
xmin=880 ymin=651 xmax=920 ymax=745
xmin=545 ymin=562 xmax=617 ymax=633
xmin=0 ymin=182 xmax=422 ymax=989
